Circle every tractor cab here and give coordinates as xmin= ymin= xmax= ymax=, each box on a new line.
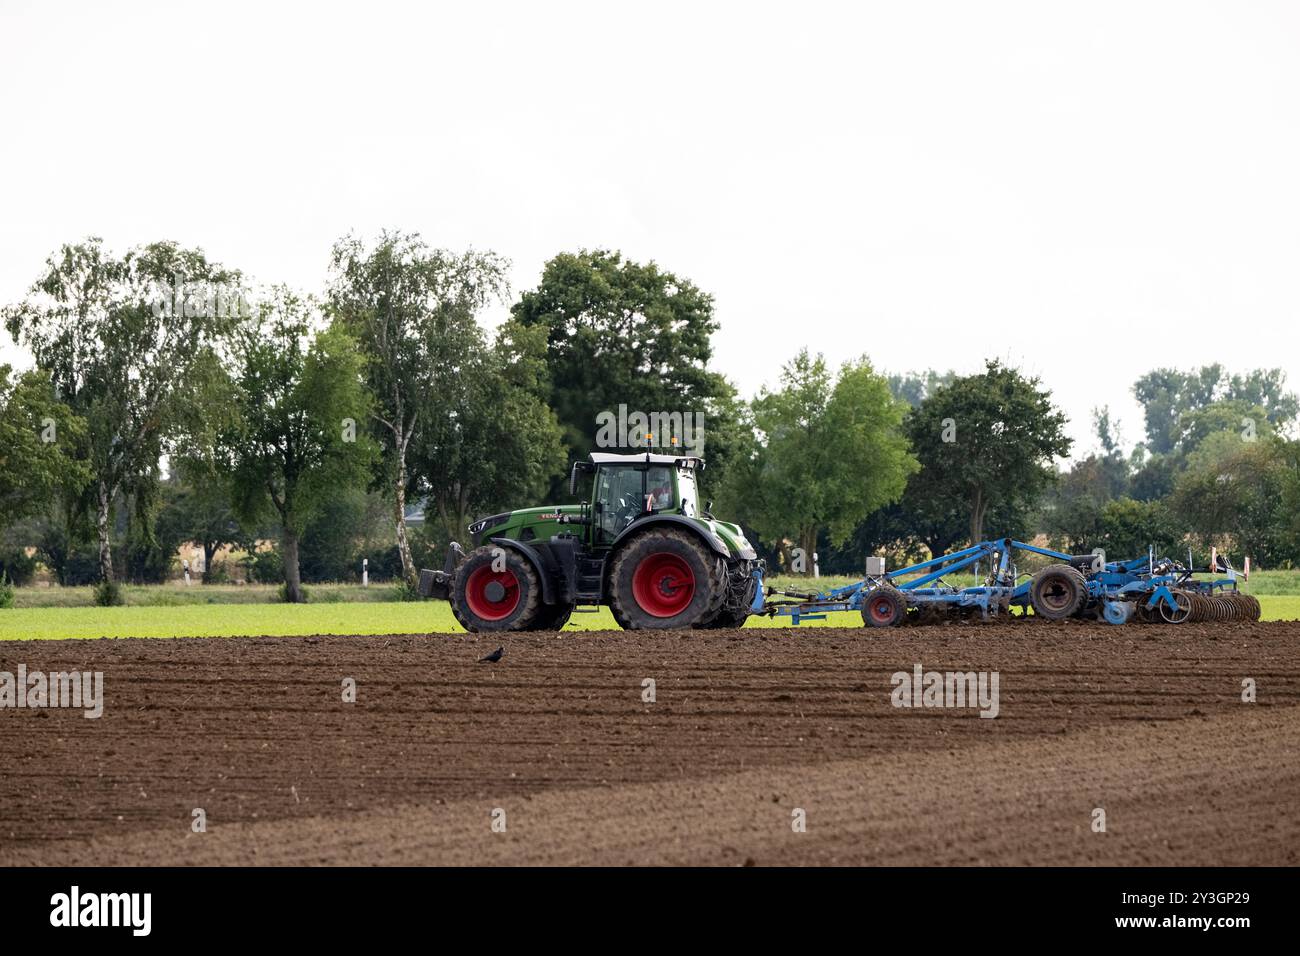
xmin=570 ymin=452 xmax=705 ymax=547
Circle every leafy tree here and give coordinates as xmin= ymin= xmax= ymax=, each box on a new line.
xmin=207 ymin=289 xmax=376 ymax=602
xmin=1224 ymin=368 xmax=1299 ymax=428
xmin=1128 ymin=449 xmax=1179 ymax=502
xmin=1277 ymin=439 xmax=1300 ymax=566
xmin=1133 ymin=365 xmax=1227 ymax=455
xmin=156 ymin=464 xmax=242 ymax=583
xmin=122 ymin=467 xmax=173 ymax=583
xmin=1169 ymin=431 xmax=1288 ymax=564
xmin=511 ymin=250 xmax=730 ymax=482
xmin=887 ymin=370 xmax=954 ymax=408
xmin=1175 ymin=399 xmax=1272 ymax=453
xmin=1091 ymin=405 xmax=1124 ymax=455
xmin=1042 ymin=405 xmax=1132 ymax=551
xmin=0 ymin=367 xmax=89 ymax=531
xmin=328 ymin=231 xmax=510 ymax=585
xmin=691 ymin=381 xmax=759 ymax=519
xmin=905 ymin=360 xmax=1071 ymax=547
xmin=1094 ymin=497 xmax=1182 ymax=559
xmin=297 ymin=486 xmax=373 ymax=583
xmin=409 ymin=319 xmax=566 ymax=544
xmin=728 ymin=350 xmax=916 ymax=574
xmin=3 ymin=238 xmax=239 ymax=585
xmin=1133 ymin=364 xmax=1297 ymax=455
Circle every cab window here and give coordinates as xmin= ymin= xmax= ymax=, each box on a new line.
xmin=677 ymin=469 xmax=699 ymax=517
xmin=645 ymin=466 xmax=673 ymax=511
xmin=595 ymin=467 xmax=644 ymax=540
xmin=595 ymin=465 xmax=676 ymax=541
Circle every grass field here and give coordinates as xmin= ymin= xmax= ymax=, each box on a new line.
xmin=12 ymin=569 xmax=1294 ymax=607
xmin=1 ymin=593 xmax=1296 ymax=640
xmin=9 ymin=582 xmax=396 ymax=608
xmin=3 ymin=569 xmax=1295 ymax=640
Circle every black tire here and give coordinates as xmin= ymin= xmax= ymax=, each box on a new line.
xmin=694 ymin=606 xmax=751 ymax=630
xmin=608 ymin=529 xmax=725 ymax=630
xmin=528 ymin=602 xmax=573 ymax=631
xmin=1029 ymin=565 xmax=1087 ymax=620
xmin=861 ymin=586 xmax=906 ymax=627
xmin=608 ymin=603 xmax=633 ymax=631
xmin=450 ymin=545 xmax=542 ymax=632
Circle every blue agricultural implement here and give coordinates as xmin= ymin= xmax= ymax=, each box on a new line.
xmin=761 ymin=538 xmax=1260 ymax=626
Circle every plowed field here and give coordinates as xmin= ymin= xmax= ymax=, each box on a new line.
xmin=2 ymin=620 xmax=1297 ymax=865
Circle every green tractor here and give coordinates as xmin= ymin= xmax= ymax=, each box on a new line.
xmin=418 ymin=452 xmax=764 ymax=631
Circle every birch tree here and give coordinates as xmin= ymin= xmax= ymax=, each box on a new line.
xmin=4 ymin=238 xmax=240 ymax=592
xmin=328 ymin=232 xmax=508 ymax=586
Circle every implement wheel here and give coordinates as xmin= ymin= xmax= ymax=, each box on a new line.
xmin=862 ymin=587 xmax=906 ymax=628
xmin=1029 ymin=565 xmax=1087 ymax=620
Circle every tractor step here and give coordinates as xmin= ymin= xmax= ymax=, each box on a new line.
xmin=574 ymin=555 xmax=606 ymax=604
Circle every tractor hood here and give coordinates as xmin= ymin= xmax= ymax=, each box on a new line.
xmin=469 ymin=505 xmax=583 ymax=545
xmin=469 ymin=506 xmax=754 ymax=559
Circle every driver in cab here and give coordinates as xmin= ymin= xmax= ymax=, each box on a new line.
xmin=646 ymin=467 xmax=673 ymax=510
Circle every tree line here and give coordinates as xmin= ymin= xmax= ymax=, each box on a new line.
xmin=2 ymin=233 xmax=1296 ymax=602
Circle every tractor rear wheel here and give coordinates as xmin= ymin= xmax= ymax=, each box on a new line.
xmin=1029 ymin=565 xmax=1087 ymax=620
xmin=609 ymin=529 xmax=725 ymax=630
xmin=450 ymin=545 xmax=542 ymax=632
xmin=694 ymin=606 xmax=751 ymax=630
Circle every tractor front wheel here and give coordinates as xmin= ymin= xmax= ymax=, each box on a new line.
xmin=450 ymin=546 xmax=542 ymax=632
xmin=609 ymin=529 xmax=725 ymax=629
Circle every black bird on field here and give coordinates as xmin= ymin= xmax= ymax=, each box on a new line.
xmin=478 ymin=646 xmax=504 ymax=664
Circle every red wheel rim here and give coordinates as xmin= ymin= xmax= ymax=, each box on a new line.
xmin=631 ymin=552 xmax=696 ymax=618
xmin=465 ymin=565 xmax=521 ymax=621
xmin=869 ymin=597 xmax=895 ymax=624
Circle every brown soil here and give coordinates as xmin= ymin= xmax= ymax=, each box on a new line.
xmin=2 ymin=620 xmax=1298 ymax=865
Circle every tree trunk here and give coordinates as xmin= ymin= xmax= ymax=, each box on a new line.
xmin=202 ymin=540 xmax=218 ymax=584
xmin=96 ymin=480 xmax=114 ymax=584
xmin=393 ymin=447 xmax=416 ymax=587
xmin=282 ymin=526 xmax=303 ymax=603
xmin=800 ymin=528 xmax=818 ymax=577
xmin=970 ymin=490 xmax=987 ymax=548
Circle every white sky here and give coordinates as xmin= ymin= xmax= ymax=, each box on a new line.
xmin=2 ymin=0 xmax=1298 ymax=460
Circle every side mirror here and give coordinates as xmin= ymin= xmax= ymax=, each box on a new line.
xmin=569 ymin=461 xmax=581 ymax=497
